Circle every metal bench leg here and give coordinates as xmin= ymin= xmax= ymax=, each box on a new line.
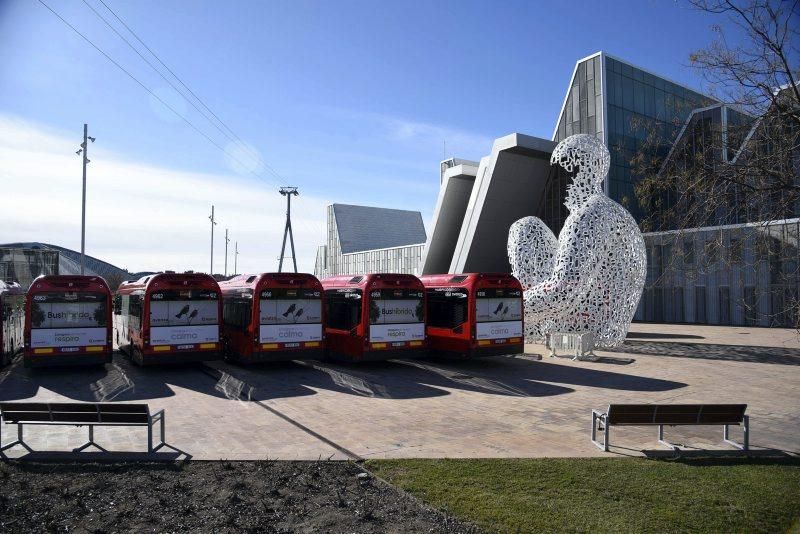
xmin=591 ymin=411 xmax=609 ymax=451
xmin=1 ymin=423 xmax=34 ymax=454
xmin=658 ymin=425 xmax=679 ymax=451
xmin=148 ymin=411 xmax=166 ymax=453
xmin=723 ymin=415 xmax=750 ymax=451
xmin=74 ymin=425 xmax=107 ymax=453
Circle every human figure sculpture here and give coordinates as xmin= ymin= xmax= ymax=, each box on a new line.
xmin=507 ymin=134 xmax=646 ymax=348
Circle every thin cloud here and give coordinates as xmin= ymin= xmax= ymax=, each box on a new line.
xmin=0 ymin=115 xmax=328 ymax=274
xmin=317 ymin=106 xmax=493 ymax=160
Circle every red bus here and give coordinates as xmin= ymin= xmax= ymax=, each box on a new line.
xmin=114 ymin=272 xmax=222 ymax=365
xmin=321 ymin=273 xmax=426 ymax=362
xmin=220 ymin=273 xmax=324 ymax=363
xmin=420 ymin=273 xmax=524 ymax=358
xmin=24 ymin=275 xmax=113 ymax=368
xmin=1 ymin=281 xmax=25 ymax=367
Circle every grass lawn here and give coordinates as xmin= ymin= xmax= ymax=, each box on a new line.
xmin=367 ymin=457 xmax=800 ymax=533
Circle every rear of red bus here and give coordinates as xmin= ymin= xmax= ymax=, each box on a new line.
xmin=136 ymin=273 xmax=222 ymax=365
xmin=222 ymin=273 xmax=324 ymax=363
xmin=422 ymin=273 xmax=524 ymax=358
xmin=322 ymin=274 xmax=426 ymax=362
xmin=23 ymin=275 xmax=113 ymax=368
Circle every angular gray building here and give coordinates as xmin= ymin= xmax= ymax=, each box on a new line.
xmin=314 ymin=204 xmax=426 ymax=278
xmin=422 ymin=52 xmax=717 ymax=275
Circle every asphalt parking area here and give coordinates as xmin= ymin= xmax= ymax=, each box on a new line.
xmin=0 ymin=324 xmax=798 ymax=460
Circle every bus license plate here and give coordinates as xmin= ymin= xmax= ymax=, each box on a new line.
xmin=284 ymin=343 xmax=300 ymax=348
xmin=176 ymin=344 xmax=194 ymax=350
xmin=61 ymin=347 xmax=79 ymax=352
xmin=494 ymin=339 xmax=507 ymax=344
xmin=392 ymin=342 xmax=405 ymax=347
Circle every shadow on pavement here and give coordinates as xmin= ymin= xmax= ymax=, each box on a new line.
xmin=218 ymin=359 xmax=453 ymax=400
xmin=386 ymin=359 xmax=574 ymax=397
xmin=425 ymin=355 xmax=686 ymax=392
xmin=627 ymin=332 xmax=705 ymax=340
xmin=608 ymin=340 xmax=800 ymax=365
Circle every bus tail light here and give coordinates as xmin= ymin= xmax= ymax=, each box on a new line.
xmin=86 ymin=346 xmax=104 ymax=352
xmin=478 ymin=340 xmax=491 ymax=346
xmin=370 ymin=342 xmax=387 ymax=349
xmin=262 ymin=343 xmax=278 ymax=350
xmin=199 ymin=343 xmax=216 ymax=349
xmin=33 ymin=348 xmax=53 ymax=354
xmin=409 ymin=341 xmax=423 ymax=347
xmin=153 ymin=345 xmax=171 ymax=352
xmin=510 ymin=337 xmax=522 ymax=343
xmin=304 ymin=341 xmax=320 ymax=348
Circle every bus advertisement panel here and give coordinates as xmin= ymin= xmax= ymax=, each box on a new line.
xmin=149 ymin=289 xmax=219 ymax=346
xmin=368 ymin=288 xmax=425 ymax=342
xmin=29 ymin=292 xmax=108 ymax=348
xmin=475 ymin=287 xmax=523 ymax=340
xmin=258 ymin=288 xmax=323 ymax=343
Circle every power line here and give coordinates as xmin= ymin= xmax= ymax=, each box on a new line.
xmin=38 ymin=0 xmax=301 ymax=201
xmin=80 ymin=0 xmax=239 ymax=148
xmin=93 ymin=0 xmax=326 ymax=243
xmin=92 ymin=0 xmax=285 ymax=184
xmin=38 ymin=0 xmax=324 ymax=264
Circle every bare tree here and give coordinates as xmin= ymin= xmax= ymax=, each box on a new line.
xmin=631 ymin=0 xmax=800 ymax=327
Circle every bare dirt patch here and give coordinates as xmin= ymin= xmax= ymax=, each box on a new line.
xmin=0 ymin=460 xmax=478 ymax=533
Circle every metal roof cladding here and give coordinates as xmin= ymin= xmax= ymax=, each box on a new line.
xmin=332 ymin=204 xmax=426 ymax=254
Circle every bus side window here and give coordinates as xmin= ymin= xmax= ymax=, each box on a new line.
xmin=129 ymin=294 xmax=142 ymax=319
xmin=223 ymin=296 xmax=251 ymax=331
xmin=113 ymin=295 xmax=122 ymax=315
xmin=325 ymin=291 xmax=361 ymax=331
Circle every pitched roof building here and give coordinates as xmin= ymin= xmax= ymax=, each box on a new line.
xmin=314 ymin=204 xmax=426 ymax=278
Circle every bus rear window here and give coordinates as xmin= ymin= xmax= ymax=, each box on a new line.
xmin=369 ymin=289 xmax=424 ymax=325
xmin=475 ymin=288 xmax=522 ymax=323
xmin=426 ymin=288 xmax=468 ymax=329
xmin=30 ymin=292 xmax=107 ymax=329
xmin=149 ymin=289 xmax=218 ymax=327
xmin=325 ymin=289 xmax=361 ymax=331
xmin=260 ymin=288 xmax=321 ymax=325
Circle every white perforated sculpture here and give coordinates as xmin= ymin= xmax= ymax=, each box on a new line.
xmin=507 ymin=134 xmax=646 ymax=348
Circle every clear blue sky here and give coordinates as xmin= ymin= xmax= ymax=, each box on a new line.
xmin=0 ymin=0 xmax=745 ymax=272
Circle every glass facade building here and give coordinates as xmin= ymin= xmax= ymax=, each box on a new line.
xmin=545 ymin=52 xmax=715 ymax=230
xmin=637 ymin=219 xmax=799 ymax=327
xmin=0 ymin=247 xmax=59 ymax=288
xmin=542 ymin=52 xmax=799 ymax=327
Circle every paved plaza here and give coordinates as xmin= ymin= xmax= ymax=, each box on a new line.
xmin=0 ymin=323 xmax=798 ymax=460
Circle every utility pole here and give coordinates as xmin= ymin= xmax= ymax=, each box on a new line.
xmin=75 ymin=124 xmax=95 ymax=275
xmin=224 ymin=228 xmax=230 ymax=277
xmin=234 ymin=241 xmax=239 ymax=275
xmin=209 ymin=205 xmax=217 ymax=275
xmin=278 ymin=186 xmax=299 ymax=273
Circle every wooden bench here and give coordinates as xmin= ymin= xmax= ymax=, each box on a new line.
xmin=591 ymin=403 xmax=749 ymax=452
xmin=0 ymin=402 xmax=165 ymax=455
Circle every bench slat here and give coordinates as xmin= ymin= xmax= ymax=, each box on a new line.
xmin=99 ymin=413 xmax=150 ymax=424
xmin=0 ymin=402 xmax=50 ymax=413
xmin=1 ymin=412 xmax=52 ymax=423
xmin=48 ymin=403 xmax=99 ymax=413
xmin=51 ymin=412 xmax=101 ymax=423
xmin=98 ymin=404 xmax=149 ymax=414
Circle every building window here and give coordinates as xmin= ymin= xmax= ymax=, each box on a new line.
xmin=695 ymin=286 xmax=707 ymax=323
